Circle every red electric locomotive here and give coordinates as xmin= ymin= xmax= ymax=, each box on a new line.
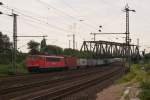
xmin=26 ymin=55 xmax=78 ymax=72
xmin=26 ymin=55 xmax=66 ymax=72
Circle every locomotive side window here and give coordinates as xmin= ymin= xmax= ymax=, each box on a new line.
xmin=46 ymin=57 xmax=62 ymax=62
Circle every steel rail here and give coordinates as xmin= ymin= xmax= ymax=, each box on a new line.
xmin=0 ymin=67 xmax=111 ymax=99
xmin=10 ymin=66 xmax=123 ymax=100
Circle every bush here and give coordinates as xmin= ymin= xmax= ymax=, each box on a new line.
xmin=0 ymin=53 xmax=12 ymax=64
xmin=43 ymin=45 xmax=63 ymax=55
xmin=16 ymin=62 xmax=29 ymax=74
xmin=117 ymin=71 xmax=136 ymax=83
xmin=0 ymin=64 xmax=12 ymax=74
xmin=139 ymin=80 xmax=150 ymax=100
xmin=117 ymin=64 xmax=147 ymax=83
xmin=0 ymin=61 xmax=29 ymax=75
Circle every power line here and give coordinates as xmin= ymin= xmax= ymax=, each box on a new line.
xmin=36 ymin=0 xmax=97 ymax=31
xmin=60 ymin=0 xmax=99 ymax=29
xmin=19 ymin=16 xmax=70 ymax=34
xmin=9 ymin=6 xmax=80 ymax=31
xmin=0 ymin=30 xmax=32 ymax=36
xmin=18 ymin=13 xmax=72 ymax=33
xmin=37 ymin=0 xmax=79 ymax=20
xmin=1 ymin=5 xmax=73 ymax=33
xmin=20 ymin=18 xmax=73 ymax=40
xmin=61 ymin=0 xmax=79 ymax=15
xmin=10 ymin=6 xmax=48 ymax=20
xmin=19 ymin=17 xmax=48 ymax=33
xmin=1 ymin=1 xmax=97 ymax=34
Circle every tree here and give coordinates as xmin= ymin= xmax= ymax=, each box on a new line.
xmin=64 ymin=48 xmax=80 ymax=57
xmin=64 ymin=48 xmax=74 ymax=55
xmin=0 ymin=32 xmax=12 ymax=53
xmin=145 ymin=53 xmax=150 ymax=59
xmin=44 ymin=45 xmax=63 ymax=55
xmin=40 ymin=38 xmax=47 ymax=52
xmin=27 ymin=40 xmax=40 ymax=55
xmin=0 ymin=32 xmax=12 ymax=64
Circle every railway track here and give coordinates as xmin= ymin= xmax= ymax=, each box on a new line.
xmin=28 ymin=67 xmax=122 ymax=100
xmin=0 ymin=62 xmax=124 ymax=100
xmin=0 ymin=66 xmax=109 ymax=90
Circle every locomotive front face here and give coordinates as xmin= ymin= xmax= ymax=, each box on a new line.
xmin=26 ymin=55 xmax=45 ymax=72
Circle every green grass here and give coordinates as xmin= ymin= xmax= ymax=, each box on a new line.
xmin=116 ymin=60 xmax=150 ymax=100
xmin=139 ymin=79 xmax=150 ymax=100
xmin=139 ymin=62 xmax=150 ymax=100
xmin=16 ymin=62 xmax=29 ymax=74
xmin=0 ymin=64 xmax=12 ymax=76
xmin=0 ymin=62 xmax=29 ymax=76
xmin=117 ymin=64 xmax=148 ymax=83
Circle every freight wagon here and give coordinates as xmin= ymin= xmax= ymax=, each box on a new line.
xmin=26 ymin=55 xmax=122 ymax=72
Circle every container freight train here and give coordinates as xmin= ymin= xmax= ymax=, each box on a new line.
xmin=26 ymin=55 xmax=121 ymax=72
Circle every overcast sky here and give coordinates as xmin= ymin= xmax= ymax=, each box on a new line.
xmin=0 ymin=0 xmax=150 ymax=52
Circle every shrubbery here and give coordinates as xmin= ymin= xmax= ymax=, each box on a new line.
xmin=139 ymin=80 xmax=150 ymax=100
xmin=117 ymin=64 xmax=147 ymax=83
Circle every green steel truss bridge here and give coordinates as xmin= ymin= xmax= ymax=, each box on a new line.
xmin=80 ymin=40 xmax=139 ymax=58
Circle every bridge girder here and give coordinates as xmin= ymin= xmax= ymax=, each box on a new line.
xmin=80 ymin=40 xmax=139 ymax=58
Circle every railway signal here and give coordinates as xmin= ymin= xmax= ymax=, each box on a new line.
xmin=89 ymin=4 xmax=136 ymax=71
xmin=0 ymin=2 xmax=3 ymax=5
xmin=124 ymin=4 xmax=136 ymax=70
xmin=90 ymin=25 xmax=102 ymax=41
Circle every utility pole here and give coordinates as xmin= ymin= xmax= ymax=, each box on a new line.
xmin=137 ymin=38 xmax=140 ymax=62
xmin=69 ymin=40 xmax=71 ymax=48
xmin=12 ymin=12 xmax=18 ymax=74
xmin=0 ymin=2 xmax=48 ymax=73
xmin=90 ymin=33 xmax=96 ymax=41
xmin=91 ymin=33 xmax=96 ymax=41
xmin=89 ymin=5 xmax=135 ymax=70
xmin=76 ymin=42 xmax=77 ymax=49
xmin=137 ymin=38 xmax=139 ymax=48
xmin=0 ymin=2 xmax=17 ymax=73
xmin=73 ymin=34 xmax=75 ymax=49
xmin=124 ymin=4 xmax=135 ymax=70
xmin=67 ymin=34 xmax=75 ymax=49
